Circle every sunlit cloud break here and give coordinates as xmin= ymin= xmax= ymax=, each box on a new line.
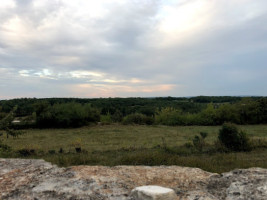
xmin=0 ymin=0 xmax=267 ymax=99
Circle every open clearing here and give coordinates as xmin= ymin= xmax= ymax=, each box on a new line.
xmin=1 ymin=125 xmax=267 ymax=173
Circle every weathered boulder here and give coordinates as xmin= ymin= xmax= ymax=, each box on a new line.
xmin=130 ymin=185 xmax=176 ymax=200
xmin=0 ymin=158 xmax=266 ymax=200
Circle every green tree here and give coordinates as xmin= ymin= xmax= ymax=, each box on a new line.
xmin=0 ymin=106 xmax=24 ymax=138
xmin=216 ymin=103 xmax=240 ymax=124
xmin=36 ymin=102 xmax=100 ymax=128
xmin=198 ymin=103 xmax=217 ymax=125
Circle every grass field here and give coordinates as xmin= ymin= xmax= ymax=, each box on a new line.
xmin=1 ymin=124 xmax=267 ymax=173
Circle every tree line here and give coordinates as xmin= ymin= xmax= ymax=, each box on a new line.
xmin=0 ymin=96 xmax=266 ymax=128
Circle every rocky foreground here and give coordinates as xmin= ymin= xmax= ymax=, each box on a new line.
xmin=0 ymin=159 xmax=266 ymax=200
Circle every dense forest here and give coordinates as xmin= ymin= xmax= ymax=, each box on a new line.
xmin=0 ymin=96 xmax=266 ymax=128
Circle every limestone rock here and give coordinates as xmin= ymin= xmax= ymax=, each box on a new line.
xmin=207 ymin=168 xmax=267 ymax=200
xmin=130 ymin=185 xmax=176 ymax=200
xmin=0 ymin=158 xmax=267 ymax=200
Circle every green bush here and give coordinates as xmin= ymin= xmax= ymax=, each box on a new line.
xmin=184 ymin=142 xmax=193 ymax=148
xmin=18 ymin=148 xmax=35 ymax=156
xmin=111 ymin=110 xmax=123 ymax=122
xmin=100 ymin=113 xmax=112 ymax=124
xmin=155 ymin=108 xmax=185 ymax=125
xmin=122 ymin=113 xmax=154 ymax=125
xmin=48 ymin=150 xmax=56 ymax=155
xmin=0 ymin=142 xmax=12 ymax=152
xmin=59 ymin=148 xmax=64 ymax=153
xmin=192 ymin=132 xmax=208 ymax=152
xmin=218 ymin=123 xmax=250 ymax=151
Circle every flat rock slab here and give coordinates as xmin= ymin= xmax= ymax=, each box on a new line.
xmin=0 ymin=158 xmax=267 ymax=200
xmin=131 ymin=185 xmax=176 ymax=200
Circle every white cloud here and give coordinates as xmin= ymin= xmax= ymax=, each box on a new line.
xmin=0 ymin=0 xmax=15 ymax=9
xmin=158 ymin=0 xmax=210 ymax=32
xmin=69 ymin=70 xmax=103 ymax=78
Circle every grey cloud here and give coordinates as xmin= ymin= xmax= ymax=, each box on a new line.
xmin=0 ymin=0 xmax=267 ymax=98
xmin=102 ymin=1 xmax=159 ymax=48
xmin=14 ymin=0 xmax=33 ymax=7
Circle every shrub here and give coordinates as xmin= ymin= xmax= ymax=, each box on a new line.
xmin=200 ymin=132 xmax=208 ymax=139
xmin=192 ymin=132 xmax=208 ymax=152
xmin=75 ymin=147 xmax=82 ymax=153
xmin=0 ymin=142 xmax=12 ymax=152
xmin=48 ymin=150 xmax=56 ymax=154
xmin=154 ymin=108 xmax=184 ymax=126
xmin=122 ymin=113 xmax=154 ymax=125
xmin=111 ymin=110 xmax=123 ymax=122
xmin=143 ymin=116 xmax=154 ymax=125
xmin=59 ymin=148 xmax=64 ymax=153
xmin=6 ymin=128 xmax=25 ymax=138
xmin=18 ymin=148 xmax=35 ymax=156
xmin=71 ymin=138 xmax=83 ymax=153
xmin=218 ymin=123 xmax=250 ymax=151
xmin=184 ymin=142 xmax=193 ymax=149
xmin=16 ymin=144 xmax=39 ymax=156
xmin=100 ymin=113 xmax=112 ymax=125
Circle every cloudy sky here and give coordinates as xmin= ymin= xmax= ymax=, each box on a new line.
xmin=0 ymin=0 xmax=267 ymax=99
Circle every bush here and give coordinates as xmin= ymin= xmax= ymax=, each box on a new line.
xmin=48 ymin=150 xmax=56 ymax=154
xmin=155 ymin=108 xmax=185 ymax=125
xmin=218 ymin=123 xmax=251 ymax=151
xmin=184 ymin=142 xmax=193 ymax=149
xmin=0 ymin=142 xmax=12 ymax=152
xmin=122 ymin=113 xmax=154 ymax=125
xmin=59 ymin=148 xmax=64 ymax=153
xmin=100 ymin=114 xmax=112 ymax=125
xmin=18 ymin=148 xmax=35 ymax=156
xmin=192 ymin=132 xmax=208 ymax=152
xmin=111 ymin=110 xmax=123 ymax=122
xmin=144 ymin=116 xmax=154 ymax=125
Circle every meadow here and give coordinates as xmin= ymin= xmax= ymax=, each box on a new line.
xmin=1 ymin=124 xmax=267 ymax=173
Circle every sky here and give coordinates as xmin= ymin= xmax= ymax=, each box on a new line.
xmin=0 ymin=0 xmax=267 ymax=99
